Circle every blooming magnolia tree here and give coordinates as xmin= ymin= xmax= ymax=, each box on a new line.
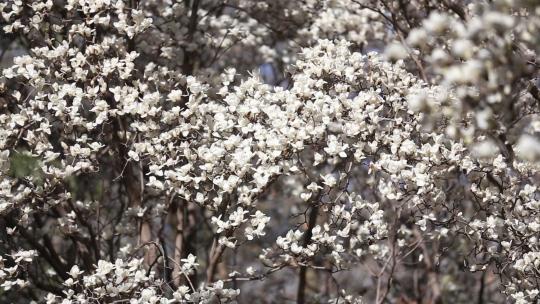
xmin=0 ymin=0 xmax=539 ymax=303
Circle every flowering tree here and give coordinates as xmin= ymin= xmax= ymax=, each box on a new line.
xmin=0 ymin=1 xmax=539 ymax=303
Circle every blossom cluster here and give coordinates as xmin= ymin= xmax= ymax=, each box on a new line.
xmin=0 ymin=0 xmax=539 ymax=303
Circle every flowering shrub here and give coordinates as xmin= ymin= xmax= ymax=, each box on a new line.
xmin=0 ymin=0 xmax=539 ymax=303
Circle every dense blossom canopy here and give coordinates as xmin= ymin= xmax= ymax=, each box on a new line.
xmin=0 ymin=0 xmax=539 ymax=303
